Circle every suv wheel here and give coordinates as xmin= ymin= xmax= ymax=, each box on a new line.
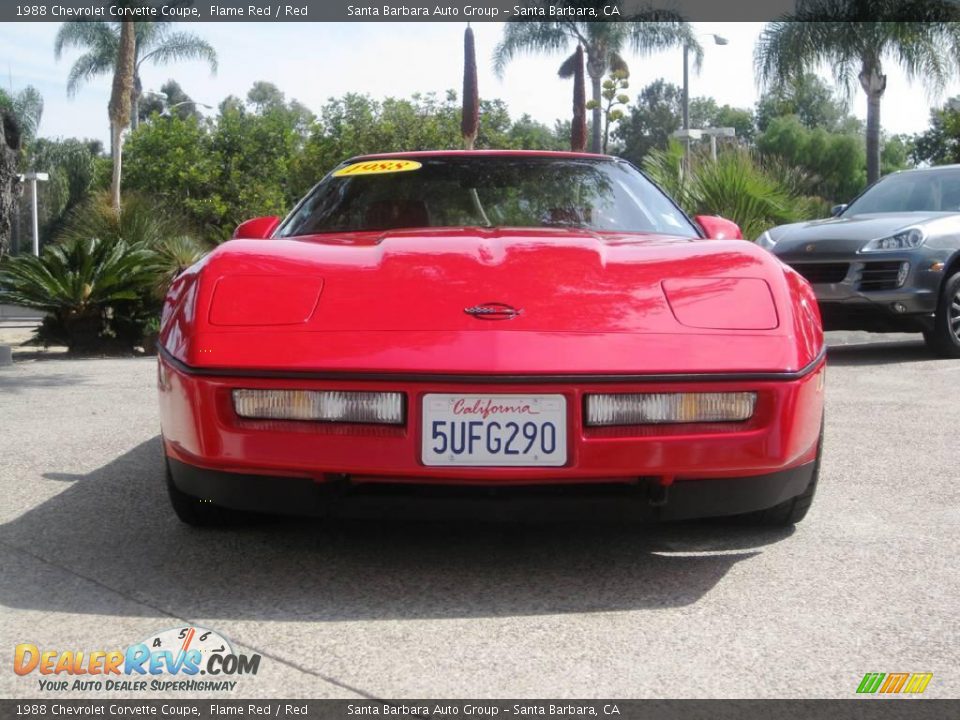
xmin=923 ymin=271 xmax=960 ymax=358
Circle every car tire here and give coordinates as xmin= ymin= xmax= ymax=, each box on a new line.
xmin=165 ymin=458 xmax=249 ymax=527
xmin=733 ymin=418 xmax=824 ymax=527
xmin=923 ymin=271 xmax=960 ymax=358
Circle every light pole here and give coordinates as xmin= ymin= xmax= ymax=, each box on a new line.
xmin=17 ymin=172 xmax=49 ymax=256
xmin=683 ymin=33 xmax=728 ymax=132
xmin=142 ymin=91 xmax=213 ymax=119
xmin=160 ymin=100 xmax=213 ymax=118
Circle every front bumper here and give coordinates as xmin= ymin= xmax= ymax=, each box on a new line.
xmin=167 ymin=456 xmax=817 ymax=521
xmin=778 ymin=250 xmax=947 ymax=332
xmin=158 ymin=345 xmax=825 ymax=515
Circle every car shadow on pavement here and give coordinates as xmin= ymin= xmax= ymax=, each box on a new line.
xmin=0 ymin=437 xmax=793 ymax=622
xmin=827 ymin=339 xmax=939 ymax=366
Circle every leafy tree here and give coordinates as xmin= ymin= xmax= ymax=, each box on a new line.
xmin=881 ymin=134 xmax=913 ymax=175
xmin=246 ymin=81 xmax=286 ymax=113
xmin=507 ymin=114 xmax=566 ymax=151
xmin=755 ymin=72 xmax=850 ymax=133
xmin=494 ymin=10 xmax=700 ymax=153
xmin=14 ymin=138 xmax=97 ymax=252
xmin=755 ymin=2 xmax=960 ymax=183
xmin=688 ymin=97 xmax=756 ymax=142
xmin=756 ymin=115 xmax=866 ymax=201
xmin=912 ymin=98 xmax=960 ymax=166
xmin=54 ymin=21 xmax=217 ymax=132
xmin=138 ymin=79 xmax=201 ymax=123
xmin=613 ymin=80 xmax=682 ymax=164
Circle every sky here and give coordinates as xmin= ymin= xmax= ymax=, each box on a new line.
xmin=2 ymin=20 xmax=960 ymax=146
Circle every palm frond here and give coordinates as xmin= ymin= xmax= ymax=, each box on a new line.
xmin=53 ymin=21 xmax=115 ymax=60
xmin=607 ymin=51 xmax=630 ymax=77
xmin=65 ymin=50 xmax=115 ymax=97
xmin=137 ymin=31 xmax=218 ymax=73
xmin=557 ymin=50 xmax=580 ymax=79
xmin=493 ymin=22 xmax=570 ymax=77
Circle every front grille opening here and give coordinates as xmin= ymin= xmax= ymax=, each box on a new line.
xmin=789 ymin=263 xmax=849 ymax=284
xmin=858 ymin=261 xmax=908 ymax=291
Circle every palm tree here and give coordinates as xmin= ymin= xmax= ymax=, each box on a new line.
xmin=54 ymin=21 xmax=217 ymax=132
xmin=0 ymin=86 xmax=44 ymax=143
xmin=756 ymin=1 xmax=960 ymax=185
xmin=494 ymin=8 xmax=700 ymax=153
xmin=0 ymin=86 xmax=43 ymax=254
xmin=108 ymin=20 xmax=136 ymax=212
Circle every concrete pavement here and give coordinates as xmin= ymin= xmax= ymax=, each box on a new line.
xmin=0 ymin=332 xmax=957 ymax=699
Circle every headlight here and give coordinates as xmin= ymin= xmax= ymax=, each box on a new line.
xmin=585 ymin=392 xmax=756 ymax=426
xmin=233 ymin=389 xmax=404 ymax=425
xmin=861 ymin=227 xmax=925 ymax=252
xmin=756 ymin=230 xmax=777 ymax=250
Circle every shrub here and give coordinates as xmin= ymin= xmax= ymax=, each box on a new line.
xmin=643 ymin=143 xmax=825 ymax=240
xmin=0 ymin=237 xmax=160 ymax=353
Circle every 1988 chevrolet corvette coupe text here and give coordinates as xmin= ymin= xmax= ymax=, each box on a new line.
xmin=158 ymin=151 xmax=825 ymax=527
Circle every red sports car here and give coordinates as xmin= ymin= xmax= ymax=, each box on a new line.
xmin=158 ymin=151 xmax=825 ymax=526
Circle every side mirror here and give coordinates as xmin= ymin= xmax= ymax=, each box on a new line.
xmin=695 ymin=215 xmax=743 ymax=240
xmin=830 ymin=204 xmax=848 ymax=217
xmin=232 ymin=216 xmax=281 ymax=240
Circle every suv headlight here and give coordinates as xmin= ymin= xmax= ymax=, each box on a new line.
xmin=756 ymin=230 xmax=777 ymax=250
xmin=861 ymin=227 xmax=925 ymax=252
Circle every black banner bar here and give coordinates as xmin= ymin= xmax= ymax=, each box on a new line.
xmin=0 ymin=0 xmax=888 ymax=23
xmin=1 ymin=700 xmax=958 ymax=720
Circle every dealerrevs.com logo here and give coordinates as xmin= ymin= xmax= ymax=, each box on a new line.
xmin=14 ymin=626 xmax=261 ymax=693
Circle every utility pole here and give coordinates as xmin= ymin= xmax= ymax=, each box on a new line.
xmin=19 ymin=172 xmax=49 ymax=255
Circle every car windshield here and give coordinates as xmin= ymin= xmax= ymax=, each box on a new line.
xmin=276 ymin=155 xmax=697 ymax=237
xmin=845 ymin=168 xmax=960 ymax=214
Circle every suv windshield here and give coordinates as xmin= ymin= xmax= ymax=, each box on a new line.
xmin=277 ymin=155 xmax=697 ymax=237
xmin=845 ymin=168 xmax=960 ymax=214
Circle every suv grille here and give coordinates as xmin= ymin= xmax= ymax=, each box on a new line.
xmin=858 ymin=261 xmax=908 ymax=291
xmin=789 ymin=263 xmax=849 ymax=284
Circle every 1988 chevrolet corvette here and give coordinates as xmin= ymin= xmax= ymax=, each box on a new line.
xmin=158 ymin=151 xmax=825 ymax=527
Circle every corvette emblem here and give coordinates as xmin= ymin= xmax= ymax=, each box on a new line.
xmin=464 ymin=302 xmax=522 ymax=320
xmin=805 ymin=244 xmax=817 ymax=252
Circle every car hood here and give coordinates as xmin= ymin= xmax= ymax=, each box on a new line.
xmin=769 ymin=212 xmax=955 ymax=254
xmin=161 ymin=227 xmax=821 ymax=375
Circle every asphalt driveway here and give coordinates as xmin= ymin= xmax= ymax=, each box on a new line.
xmin=0 ymin=332 xmax=957 ymax=699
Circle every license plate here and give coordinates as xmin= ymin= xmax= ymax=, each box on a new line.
xmin=421 ymin=394 xmax=567 ymax=467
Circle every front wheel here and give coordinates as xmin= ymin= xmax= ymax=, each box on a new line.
xmin=923 ymin=271 xmax=960 ymax=358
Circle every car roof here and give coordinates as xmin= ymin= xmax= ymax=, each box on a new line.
xmin=347 ymin=149 xmax=616 ymax=162
xmin=891 ymin=164 xmax=960 ymax=176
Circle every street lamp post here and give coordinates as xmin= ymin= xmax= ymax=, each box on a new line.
xmin=682 ymin=33 xmax=728 ymax=133
xmin=17 ymin=172 xmax=49 ymax=256
xmin=142 ymin=91 xmax=213 ymax=120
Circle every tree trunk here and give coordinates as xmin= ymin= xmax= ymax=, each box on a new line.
xmin=108 ymin=20 xmax=136 ymax=213
xmin=859 ymin=59 xmax=886 ymax=185
xmin=0 ymin=110 xmax=21 ymax=256
xmin=571 ymin=46 xmax=587 ymax=153
xmin=589 ymin=71 xmax=602 ymax=154
xmin=109 ymin=122 xmax=123 ymax=212
xmin=130 ymin=73 xmax=142 ymax=131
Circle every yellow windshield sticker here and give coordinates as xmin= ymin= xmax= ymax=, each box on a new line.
xmin=333 ymin=159 xmax=422 ymax=177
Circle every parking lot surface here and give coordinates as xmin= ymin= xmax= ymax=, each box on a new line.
xmin=1 ymin=332 xmax=957 ymax=699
